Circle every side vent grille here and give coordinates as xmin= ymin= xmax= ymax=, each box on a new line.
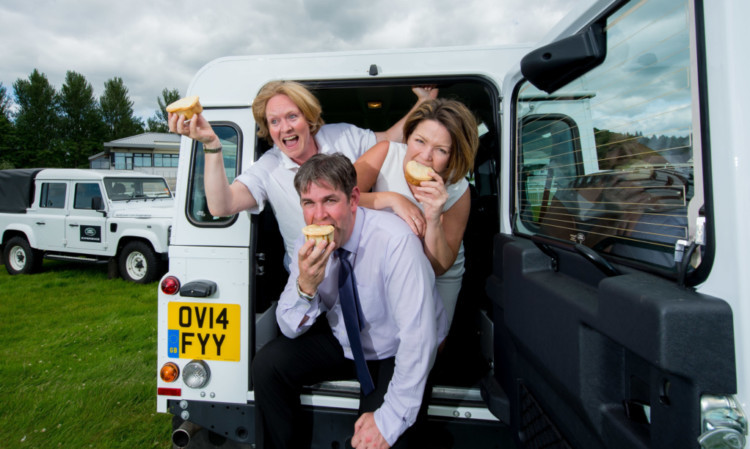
xmin=518 ymin=382 xmax=571 ymax=449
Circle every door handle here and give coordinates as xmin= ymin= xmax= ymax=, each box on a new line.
xmin=35 ymin=222 xmax=46 ymax=225
xmin=69 ymin=224 xmax=79 ymax=227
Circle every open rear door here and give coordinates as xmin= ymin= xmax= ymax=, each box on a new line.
xmin=490 ymin=0 xmax=742 ymax=447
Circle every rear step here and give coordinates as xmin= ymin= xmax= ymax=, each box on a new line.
xmin=302 ymin=377 xmax=503 ymax=422
xmin=305 ymin=380 xmax=486 ymax=402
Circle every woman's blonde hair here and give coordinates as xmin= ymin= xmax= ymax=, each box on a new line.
xmin=252 ymin=81 xmax=325 ymax=145
xmin=403 ymin=98 xmax=479 ymax=184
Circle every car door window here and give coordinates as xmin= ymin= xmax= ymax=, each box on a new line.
xmin=514 ymin=0 xmax=699 ymax=274
xmin=40 ymin=182 xmax=67 ymax=209
xmin=74 ymin=183 xmax=103 ymax=210
xmin=187 ymin=124 xmax=241 ymax=226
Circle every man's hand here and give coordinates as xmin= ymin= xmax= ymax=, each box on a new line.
xmin=297 ymin=238 xmax=335 ymax=296
xmin=351 ymin=412 xmax=390 ymax=449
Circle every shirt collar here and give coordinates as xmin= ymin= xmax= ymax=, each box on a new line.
xmin=276 ymin=148 xmax=300 ymax=170
xmin=340 ymin=207 xmax=364 ymax=257
xmin=274 ymin=132 xmax=323 ymax=171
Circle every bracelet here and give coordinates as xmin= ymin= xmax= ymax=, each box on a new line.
xmin=296 ymin=278 xmax=316 ymax=302
xmin=203 ymin=144 xmax=222 ymax=154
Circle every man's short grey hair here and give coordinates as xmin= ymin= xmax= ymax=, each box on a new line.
xmin=294 ymin=153 xmax=357 ymax=197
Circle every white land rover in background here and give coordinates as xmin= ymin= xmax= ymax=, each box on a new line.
xmin=0 ymin=168 xmax=173 ymax=283
xmin=157 ymin=0 xmax=750 ymax=447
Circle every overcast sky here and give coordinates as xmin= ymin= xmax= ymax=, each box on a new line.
xmin=0 ymin=0 xmax=586 ymax=122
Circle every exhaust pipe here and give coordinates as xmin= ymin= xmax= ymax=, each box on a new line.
xmin=172 ymin=420 xmax=202 ymax=448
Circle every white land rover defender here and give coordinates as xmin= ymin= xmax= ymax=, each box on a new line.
xmin=157 ymin=0 xmax=750 ymax=447
xmin=0 ymin=168 xmax=173 ymax=283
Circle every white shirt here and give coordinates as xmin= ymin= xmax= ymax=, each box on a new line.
xmin=235 ymin=123 xmax=376 ymax=268
xmin=277 ymin=207 xmax=448 ymax=445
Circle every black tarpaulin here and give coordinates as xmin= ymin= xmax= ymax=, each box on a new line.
xmin=0 ymin=169 xmax=43 ymax=213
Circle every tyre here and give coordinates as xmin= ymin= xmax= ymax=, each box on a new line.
xmin=3 ymin=236 xmax=43 ymax=275
xmin=118 ymin=241 xmax=159 ymax=284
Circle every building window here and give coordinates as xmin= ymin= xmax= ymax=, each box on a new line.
xmin=114 ymin=153 xmax=132 ymax=170
xmin=113 ymin=152 xmax=177 ymax=170
xmin=134 ymin=153 xmax=152 ymax=167
xmin=90 ymin=157 xmax=110 ymax=169
xmin=154 ymin=153 xmax=179 ymax=167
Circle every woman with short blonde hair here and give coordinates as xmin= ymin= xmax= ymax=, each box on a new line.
xmin=252 ymin=81 xmax=325 ymax=144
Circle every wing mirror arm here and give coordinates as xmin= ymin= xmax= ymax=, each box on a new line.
xmin=521 ymin=21 xmax=607 ymax=94
xmin=91 ymin=196 xmax=107 ymax=217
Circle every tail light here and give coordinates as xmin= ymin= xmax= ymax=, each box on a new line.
xmin=161 ymin=276 xmax=180 ymax=295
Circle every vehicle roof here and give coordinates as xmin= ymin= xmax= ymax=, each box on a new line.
xmin=36 ymin=169 xmax=167 ymax=181
xmin=187 ymin=44 xmax=533 ymax=109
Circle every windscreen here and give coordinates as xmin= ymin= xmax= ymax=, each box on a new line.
xmin=104 ymin=177 xmax=172 ymax=200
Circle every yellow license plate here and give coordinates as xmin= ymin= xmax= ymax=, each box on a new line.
xmin=167 ymin=302 xmax=240 ymax=362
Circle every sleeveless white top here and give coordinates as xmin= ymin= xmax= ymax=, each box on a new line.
xmin=372 ymin=141 xmax=467 ymax=325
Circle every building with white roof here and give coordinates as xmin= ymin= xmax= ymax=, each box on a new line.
xmin=89 ymin=132 xmax=180 ymax=188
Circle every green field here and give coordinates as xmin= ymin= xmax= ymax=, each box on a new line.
xmin=0 ymin=260 xmax=172 ymax=448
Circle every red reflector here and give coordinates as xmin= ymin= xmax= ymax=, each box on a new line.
xmin=161 ymin=276 xmax=180 ymax=295
xmin=158 ymin=387 xmax=182 ymax=396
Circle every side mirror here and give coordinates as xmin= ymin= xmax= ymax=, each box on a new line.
xmin=521 ymin=22 xmax=607 ymax=94
xmin=91 ymin=196 xmax=106 ymax=216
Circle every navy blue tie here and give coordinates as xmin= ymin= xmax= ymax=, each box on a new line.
xmin=336 ymin=248 xmax=375 ymax=396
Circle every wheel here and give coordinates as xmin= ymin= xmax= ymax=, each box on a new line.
xmin=3 ymin=236 xmax=42 ymax=275
xmin=118 ymin=241 xmax=159 ymax=283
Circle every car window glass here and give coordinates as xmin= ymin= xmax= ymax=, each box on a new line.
xmin=104 ymin=178 xmax=171 ymax=200
xmin=187 ymin=124 xmax=241 ymax=225
xmin=514 ymin=0 xmax=699 ymax=273
xmin=74 ymin=183 xmax=103 ymax=210
xmin=40 ymin=182 xmax=67 ymax=209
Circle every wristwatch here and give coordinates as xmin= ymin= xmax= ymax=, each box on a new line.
xmin=296 ymin=278 xmax=316 ymax=302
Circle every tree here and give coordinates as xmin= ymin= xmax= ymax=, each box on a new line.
xmin=59 ymin=71 xmax=107 ymax=167
xmin=146 ymin=88 xmax=181 ymax=132
xmin=0 ymin=82 xmax=11 ymax=115
xmin=0 ymin=83 xmax=17 ymax=168
xmin=12 ymin=69 xmax=62 ymax=167
xmin=100 ymin=77 xmax=144 ymax=141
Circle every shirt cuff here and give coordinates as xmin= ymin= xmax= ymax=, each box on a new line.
xmin=293 ymin=295 xmax=320 ymax=329
xmin=373 ymin=400 xmax=411 ymax=447
xmin=278 ymin=295 xmax=321 ymax=338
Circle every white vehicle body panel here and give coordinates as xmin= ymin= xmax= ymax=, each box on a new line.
xmin=0 ymin=169 xmax=173 ymax=281
xmin=156 ymin=0 xmax=749 ymax=446
xmin=158 ymin=44 xmax=531 ymax=413
xmin=695 ymin=0 xmax=750 ymax=412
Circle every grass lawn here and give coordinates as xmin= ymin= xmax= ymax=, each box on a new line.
xmin=0 ymin=260 xmax=172 ymax=448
